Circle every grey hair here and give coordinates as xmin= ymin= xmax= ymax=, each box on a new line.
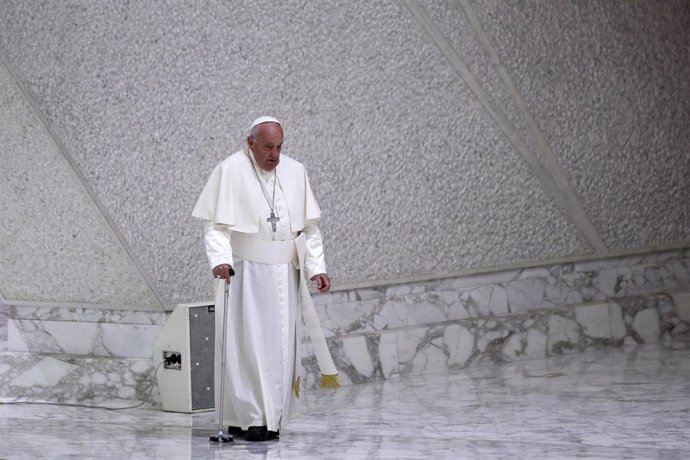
xmin=249 ymin=121 xmax=281 ymax=140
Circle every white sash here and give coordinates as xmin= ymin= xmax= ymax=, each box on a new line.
xmin=232 ymin=231 xmax=301 ymax=268
xmin=231 ymin=232 xmax=338 ymax=378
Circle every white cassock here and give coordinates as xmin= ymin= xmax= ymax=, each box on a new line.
xmin=192 ymin=147 xmax=336 ymax=432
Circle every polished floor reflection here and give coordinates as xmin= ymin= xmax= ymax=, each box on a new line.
xmin=1 ymin=342 xmax=689 ymax=459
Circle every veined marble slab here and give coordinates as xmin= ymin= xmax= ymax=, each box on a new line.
xmin=0 ymin=303 xmax=9 ymax=352
xmin=7 ymin=306 xmax=166 ymax=358
xmin=2 ymin=249 xmax=688 ymax=405
xmin=315 ymin=249 xmax=690 ymax=336
xmin=0 ymin=351 xmax=159 ymax=406
xmin=302 ymin=293 xmax=689 ymax=387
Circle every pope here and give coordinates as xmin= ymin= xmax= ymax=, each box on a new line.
xmin=192 ymin=116 xmax=339 ymax=442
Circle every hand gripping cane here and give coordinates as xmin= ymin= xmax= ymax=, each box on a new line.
xmin=210 ymin=280 xmax=233 ymax=443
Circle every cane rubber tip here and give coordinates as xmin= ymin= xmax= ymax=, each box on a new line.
xmin=209 ymin=434 xmax=233 ymax=443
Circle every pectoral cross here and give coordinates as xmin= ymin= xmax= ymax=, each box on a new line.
xmin=267 ymin=211 xmax=280 ymax=232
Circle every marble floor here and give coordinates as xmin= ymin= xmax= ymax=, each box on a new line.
xmin=1 ymin=342 xmax=689 ymax=460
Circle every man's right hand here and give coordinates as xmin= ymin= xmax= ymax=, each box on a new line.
xmin=212 ymin=264 xmax=235 ymax=284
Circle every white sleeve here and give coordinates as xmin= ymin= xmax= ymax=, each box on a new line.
xmin=203 ymin=221 xmax=234 ymax=270
xmin=302 ymin=219 xmax=327 ymax=279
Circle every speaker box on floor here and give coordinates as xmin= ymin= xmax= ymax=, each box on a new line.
xmin=153 ymin=305 xmax=215 ymax=413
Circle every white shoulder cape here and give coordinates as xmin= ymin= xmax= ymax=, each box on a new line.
xmin=192 ymin=150 xmax=321 ymax=232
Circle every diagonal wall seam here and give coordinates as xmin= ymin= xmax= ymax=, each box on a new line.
xmin=402 ymin=0 xmax=608 ymax=255
xmin=0 ymin=52 xmax=166 ymax=311
xmin=457 ymin=0 xmax=609 ymax=254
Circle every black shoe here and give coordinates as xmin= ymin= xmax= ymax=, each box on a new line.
xmin=244 ymin=426 xmax=279 ymax=442
xmin=227 ymin=426 xmax=246 ymax=437
xmin=245 ymin=426 xmax=268 ymax=442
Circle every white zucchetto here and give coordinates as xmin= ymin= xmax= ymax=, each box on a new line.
xmin=250 ymin=116 xmax=281 ymax=132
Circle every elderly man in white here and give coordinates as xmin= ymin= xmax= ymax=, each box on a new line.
xmin=193 ymin=116 xmax=339 ymax=442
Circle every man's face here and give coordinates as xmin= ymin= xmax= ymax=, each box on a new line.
xmin=247 ymin=122 xmax=283 ymax=171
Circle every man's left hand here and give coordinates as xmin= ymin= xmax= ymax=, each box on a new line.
xmin=310 ymin=273 xmax=331 ymax=293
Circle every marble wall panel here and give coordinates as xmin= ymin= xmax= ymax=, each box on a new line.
xmin=302 ymin=296 xmax=690 ymax=388
xmin=672 ymin=292 xmax=690 ymax=322
xmin=444 ymin=323 xmax=476 ymax=367
xmin=2 ymin=250 xmax=689 ymax=404
xmin=302 ymin=251 xmax=690 ymax=388
xmin=8 ymin=319 xmax=161 ymax=359
xmin=575 ymin=303 xmax=622 ymax=340
xmin=10 ymin=306 xmax=167 ymax=324
xmin=0 ymin=352 xmax=159 ymax=406
xmin=377 ymin=332 xmax=400 ymax=381
xmin=316 ymin=298 xmax=388 ymax=338
xmin=315 ymin=249 xmax=690 ymax=337
xmin=0 ymin=304 xmax=8 ymax=352
xmin=6 ymin=307 xmax=165 ymax=359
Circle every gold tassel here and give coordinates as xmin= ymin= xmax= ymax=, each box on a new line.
xmin=320 ymin=373 xmax=341 ymax=389
xmin=293 ymin=376 xmax=301 ymax=399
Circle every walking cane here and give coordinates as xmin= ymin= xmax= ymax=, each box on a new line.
xmin=210 ymin=280 xmax=233 ymax=443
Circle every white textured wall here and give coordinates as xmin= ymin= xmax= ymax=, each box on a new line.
xmin=0 ymin=0 xmax=688 ymax=309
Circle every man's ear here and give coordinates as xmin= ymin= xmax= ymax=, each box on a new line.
xmin=246 ymin=136 xmax=255 ymax=148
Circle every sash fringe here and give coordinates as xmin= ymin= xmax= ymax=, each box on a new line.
xmin=320 ymin=374 xmax=341 ymax=389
